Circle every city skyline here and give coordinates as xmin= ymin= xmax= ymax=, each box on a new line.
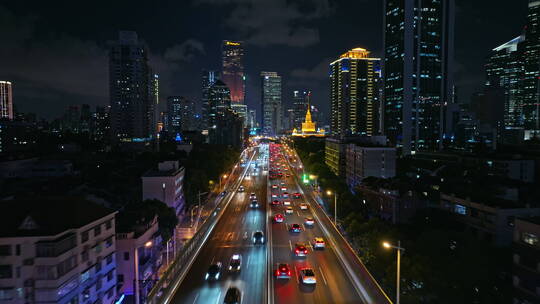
xmin=0 ymin=1 xmax=530 ymax=121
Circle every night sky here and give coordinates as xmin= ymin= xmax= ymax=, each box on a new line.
xmin=0 ymin=0 xmax=529 ymax=121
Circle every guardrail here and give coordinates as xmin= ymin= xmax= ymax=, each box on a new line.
xmin=146 ymin=150 xmax=255 ymax=304
xmin=287 ymin=149 xmax=393 ymax=304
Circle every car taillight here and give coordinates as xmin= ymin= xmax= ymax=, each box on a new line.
xmin=287 ymin=271 xmax=291 ymax=276
xmin=295 ymin=249 xmax=299 ymax=253
xmin=275 ymin=270 xmax=279 ymax=276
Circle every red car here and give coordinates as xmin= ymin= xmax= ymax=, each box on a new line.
xmin=293 ymin=193 xmax=301 ymax=199
xmin=274 ymin=213 xmax=284 ymax=223
xmin=275 ymin=263 xmax=291 ymax=279
xmin=290 ymin=223 xmax=302 ymax=233
xmin=294 ymin=243 xmax=308 ymax=257
xmin=271 ymin=200 xmax=281 ymax=206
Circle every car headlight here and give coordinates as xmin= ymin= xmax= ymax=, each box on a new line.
xmin=261 ymin=237 xmax=264 ymax=242
xmin=205 ymin=273 xmax=209 ymax=280
xmin=229 ymin=266 xmax=232 ymax=270
xmin=215 ymin=273 xmax=220 ymax=279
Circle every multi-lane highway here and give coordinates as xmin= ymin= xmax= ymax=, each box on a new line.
xmin=168 ymin=142 xmax=381 ymax=304
xmin=170 ymin=147 xmax=268 ymax=304
xmin=267 ymin=143 xmax=364 ymax=304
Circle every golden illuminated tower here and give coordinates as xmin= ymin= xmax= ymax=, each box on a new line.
xmin=301 ymin=106 xmax=316 ymax=133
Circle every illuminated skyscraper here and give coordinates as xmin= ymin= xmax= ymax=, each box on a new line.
xmin=168 ymin=96 xmax=196 ymax=135
xmin=208 ymin=80 xmax=232 ymax=128
xmin=108 ymin=31 xmax=155 ymax=142
xmin=522 ymin=0 xmax=540 ymax=135
xmin=261 ymin=72 xmax=282 ymax=136
xmin=222 ymin=40 xmax=245 ymax=104
xmin=383 ymin=0 xmax=455 ymax=154
xmin=486 ymin=35 xmax=525 ymax=129
xmin=330 ymin=48 xmax=381 ymax=137
xmin=0 ymin=81 xmax=13 ymax=120
xmin=292 ymin=90 xmax=311 ymax=130
xmin=202 ymin=70 xmax=219 ymax=130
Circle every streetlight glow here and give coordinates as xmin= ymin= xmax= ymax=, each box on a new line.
xmin=326 ymin=190 xmax=332 ymax=196
xmin=382 ymin=241 xmax=391 ymax=249
xmin=145 ymin=241 xmax=153 ymax=248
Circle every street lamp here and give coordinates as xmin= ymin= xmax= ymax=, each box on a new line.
xmin=219 ymin=174 xmax=228 ymax=190
xmin=326 ymin=190 xmax=338 ymax=225
xmin=382 ymin=241 xmax=405 ymax=304
xmin=134 ymin=241 xmax=153 ymax=304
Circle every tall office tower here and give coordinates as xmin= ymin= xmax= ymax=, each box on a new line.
xmin=292 ymin=90 xmax=311 ymax=130
xmin=150 ymin=73 xmax=159 ymax=136
xmin=0 ymin=81 xmax=13 ymax=120
xmin=202 ymin=70 xmax=218 ymax=130
xmin=63 ymin=105 xmax=81 ymax=132
xmin=522 ymin=0 xmax=540 ymax=135
xmin=108 ymin=31 xmax=154 ymax=142
xmin=208 ymin=80 xmax=232 ymax=128
xmin=330 ymin=48 xmax=381 ymax=137
xmin=168 ymin=96 xmax=196 ymax=134
xmin=231 ymin=103 xmax=248 ymax=127
xmin=261 ymin=72 xmax=282 ymax=136
xmin=285 ymin=108 xmax=295 ymax=132
xmin=485 ymin=35 xmax=525 ymax=129
xmin=248 ymin=109 xmax=257 ymax=129
xmin=222 ymin=41 xmax=245 ymax=104
xmin=383 ymin=0 xmax=455 ymax=154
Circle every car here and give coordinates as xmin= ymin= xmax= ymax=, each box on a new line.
xmin=220 ymin=191 xmax=227 ymax=197
xmin=271 ymin=193 xmax=278 ymax=198
xmin=274 ymin=213 xmax=284 ymax=223
xmin=294 ymin=243 xmax=309 ymax=256
xmin=281 ymin=186 xmax=287 ymax=191
xmin=205 ymin=262 xmax=222 ymax=280
xmin=285 ymin=174 xmax=291 ymax=178
xmin=313 ymin=237 xmax=325 ymax=249
xmin=238 ymin=186 xmax=245 ymax=192
xmin=228 ymin=254 xmax=242 ymax=272
xmin=223 ymin=287 xmax=242 ymax=304
xmin=249 ymin=193 xmax=256 ymax=200
xmin=293 ymin=193 xmax=301 ymax=199
xmin=299 ymin=268 xmax=317 ymax=284
xmin=253 ymin=231 xmax=265 ymax=244
xmin=280 ymin=182 xmax=286 ymax=187
xmin=282 ymin=192 xmax=289 ymax=198
xmin=300 ymin=203 xmax=309 ymax=210
xmin=304 ymin=217 xmax=315 ymax=226
xmin=290 ymin=223 xmax=302 ymax=233
xmin=271 ymin=200 xmax=281 ymax=206
xmin=283 ymin=200 xmax=291 ymax=206
xmin=275 ymin=263 xmax=291 ymax=279
xmin=271 ymin=184 xmax=278 ymax=189
xmin=285 ymin=206 xmax=294 ymax=214
xmin=250 ymin=200 xmax=259 ymax=208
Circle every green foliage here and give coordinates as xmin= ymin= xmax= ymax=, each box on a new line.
xmin=118 ymin=199 xmax=178 ymax=243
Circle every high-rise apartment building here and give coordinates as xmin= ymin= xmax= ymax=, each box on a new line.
xmin=222 ymin=41 xmax=245 ymax=104
xmin=293 ymin=90 xmax=311 ymax=130
xmin=261 ymin=72 xmax=282 ymax=136
xmin=330 ymin=48 xmax=381 ymax=137
xmin=202 ymin=70 xmax=218 ymax=130
xmin=383 ymin=0 xmax=455 ymax=154
xmin=486 ymin=35 xmax=525 ymax=129
xmin=0 ymin=81 xmax=13 ymax=120
xmin=522 ymin=0 xmax=540 ymax=135
xmin=108 ymin=31 xmax=155 ymax=142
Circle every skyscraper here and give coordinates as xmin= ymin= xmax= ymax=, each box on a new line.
xmin=261 ymin=71 xmax=282 ymax=136
xmin=168 ymin=96 xmax=196 ymax=135
xmin=0 ymin=81 xmax=13 ymax=120
xmin=202 ymin=70 xmax=218 ymax=130
xmin=522 ymin=0 xmax=540 ymax=135
xmin=222 ymin=40 xmax=245 ymax=104
xmin=208 ymin=80 xmax=232 ymax=129
xmin=108 ymin=31 xmax=154 ymax=142
xmin=330 ymin=48 xmax=381 ymax=137
xmin=292 ymin=90 xmax=311 ymax=130
xmin=485 ymin=35 xmax=525 ymax=129
xmin=383 ymin=0 xmax=455 ymax=154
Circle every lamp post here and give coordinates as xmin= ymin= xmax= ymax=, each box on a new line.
xmin=134 ymin=241 xmax=153 ymax=304
xmin=219 ymin=174 xmax=228 ymax=191
xmin=326 ymin=190 xmax=338 ymax=225
xmin=382 ymin=241 xmax=405 ymax=304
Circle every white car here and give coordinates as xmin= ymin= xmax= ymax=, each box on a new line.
xmin=250 ymin=193 xmax=257 ymax=200
xmin=281 ymin=186 xmax=287 ymax=191
xmin=285 ymin=206 xmax=294 ymax=214
xmin=300 ymin=203 xmax=308 ymax=210
xmin=238 ymin=186 xmax=245 ymax=192
xmin=283 ymin=200 xmax=291 ymax=206
xmin=299 ymin=268 xmax=316 ymax=284
xmin=304 ymin=217 xmax=314 ymax=226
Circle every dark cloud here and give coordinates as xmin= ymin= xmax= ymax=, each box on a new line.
xmin=164 ymin=39 xmax=206 ymax=62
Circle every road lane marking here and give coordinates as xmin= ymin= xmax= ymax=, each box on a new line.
xmin=214 ymin=291 xmax=221 ymax=304
xmin=247 ymin=255 xmax=251 ymax=268
xmin=294 ymin=266 xmax=299 ymax=284
xmin=243 ymin=231 xmax=248 ymax=240
xmin=289 ymin=239 xmax=292 ymax=251
xmin=211 ymin=256 xmax=215 ymax=264
xmin=242 ymin=217 xmax=246 ymax=224
xmin=319 ymin=267 xmax=328 ymax=285
xmin=192 ymin=293 xmax=199 ymax=304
